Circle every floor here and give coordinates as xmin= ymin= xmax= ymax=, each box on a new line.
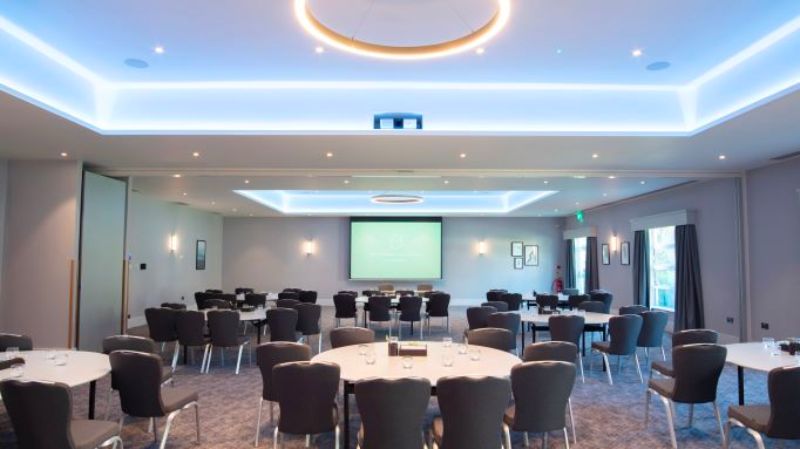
xmin=0 ymin=306 xmax=796 ymax=449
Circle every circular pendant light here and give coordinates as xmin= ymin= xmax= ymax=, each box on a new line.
xmin=371 ymin=194 xmax=424 ymax=204
xmin=294 ymin=0 xmax=511 ymax=60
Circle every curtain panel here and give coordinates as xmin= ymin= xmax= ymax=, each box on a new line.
xmin=632 ymin=230 xmax=650 ymax=307
xmin=565 ymin=239 xmax=575 ymax=289
xmin=675 ymin=224 xmax=705 ymax=331
xmin=585 ymin=236 xmax=599 ymax=293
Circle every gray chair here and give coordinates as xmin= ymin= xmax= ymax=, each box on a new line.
xmin=645 ymin=344 xmax=727 ymax=449
xmin=465 ymin=328 xmax=515 ymax=352
xmin=548 ymin=315 xmax=586 ymax=382
xmin=619 ymin=305 xmax=648 ymax=315
xmin=425 ymin=293 xmax=450 ymax=332
xmin=504 ymin=361 xmax=576 ymax=449
xmin=333 ymin=294 xmax=358 ymax=327
xmin=206 ymin=310 xmax=250 ymax=374
xmin=651 ymin=329 xmax=719 ymax=378
xmin=432 ymin=376 xmax=512 ymax=449
xmin=726 ymin=365 xmax=800 ymax=449
xmin=486 ymin=312 xmax=521 ymax=353
xmin=277 ymin=292 xmax=299 ymax=301
xmin=0 ymin=379 xmax=123 ymax=449
xmin=330 ymin=327 xmax=375 ymax=349
xmin=367 ymin=296 xmax=393 ymax=337
xmin=355 ymin=377 xmax=431 ymax=449
xmin=396 ymin=290 xmax=415 ymax=297
xmin=398 ymin=296 xmax=424 ymax=340
xmin=567 ymin=295 xmax=589 ymax=309
xmin=466 ymin=306 xmax=497 ymax=330
xmin=244 ymin=293 xmax=267 ymax=308
xmin=486 ymin=290 xmax=506 ymax=302
xmin=273 ymin=361 xmax=341 ymax=449
xmin=577 ymin=301 xmax=606 ymax=344
xmin=501 ymin=293 xmax=523 ymax=311
xmin=536 ymin=295 xmax=559 ymax=310
xmin=637 ymin=311 xmax=669 ymax=360
xmin=296 ymin=303 xmax=322 ymax=353
xmin=591 ymin=314 xmax=644 ymax=385
xmin=174 ymin=310 xmax=210 ymax=371
xmin=267 ymin=307 xmax=299 ymax=342
xmin=203 ymin=298 xmax=232 ymax=309
xmin=589 ymin=291 xmax=613 ymax=313
xmin=276 ymin=298 xmax=300 ymax=309
xmin=481 ymin=301 xmax=509 ymax=312
xmin=254 ymin=343 xmax=312 ymax=446
xmin=144 ymin=308 xmax=179 ymax=360
xmin=378 ymin=283 xmax=395 ymax=294
xmin=110 ymin=351 xmax=200 ymax=449
xmin=160 ymin=302 xmax=186 ymax=310
xmin=236 ymin=287 xmax=255 ymax=295
xmin=298 ymin=290 xmax=318 ymax=304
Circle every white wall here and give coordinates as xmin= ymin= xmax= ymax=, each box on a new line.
xmin=0 ymin=160 xmax=7 ymax=308
xmin=0 ymin=160 xmax=82 ymax=348
xmin=563 ymin=179 xmax=743 ymax=341
xmin=127 ymin=192 xmax=222 ymax=327
xmin=222 ymin=217 xmax=564 ymax=304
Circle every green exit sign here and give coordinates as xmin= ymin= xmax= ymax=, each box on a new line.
xmin=576 ymin=210 xmax=585 ymax=223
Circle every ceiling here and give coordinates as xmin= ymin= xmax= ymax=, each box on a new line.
xmin=0 ymin=1 xmax=799 ymax=217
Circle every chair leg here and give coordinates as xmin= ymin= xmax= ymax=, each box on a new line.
xmin=171 ymin=343 xmax=180 ymax=371
xmin=318 ymin=334 xmax=322 ymax=354
xmin=659 ymin=395 xmax=678 ymax=449
xmin=568 ymin=398 xmax=577 ymax=443
xmin=335 ymin=425 xmax=340 ymax=449
xmin=543 ymin=432 xmax=549 ymax=449
xmin=159 ymin=411 xmax=179 ymax=449
xmin=724 ymin=419 xmax=731 ymax=449
xmin=273 ymin=427 xmax=279 ymax=449
xmin=713 ymin=401 xmax=726 ymax=447
xmin=236 ymin=344 xmax=244 ymax=375
xmin=602 ymin=353 xmax=613 ymax=385
xmin=105 ymin=386 xmax=114 ymax=420
xmin=688 ymin=404 xmax=694 ymax=427
xmin=577 ymin=353 xmax=585 ymax=383
xmin=523 ymin=432 xmax=530 ymax=447
xmin=204 ymin=347 xmax=213 ymax=373
xmin=563 ymin=427 xmax=571 ymax=449
xmin=255 ymin=398 xmax=264 ymax=447
xmin=661 ymin=345 xmax=667 ymax=361
xmin=305 ymin=434 xmax=311 ymax=447
xmin=502 ymin=424 xmax=512 ymax=449
xmin=634 ymin=353 xmax=644 ymax=383
xmin=270 ymin=401 xmax=274 ymax=425
xmin=194 ymin=402 xmax=201 ymax=443
xmin=644 ymin=389 xmax=651 ymax=426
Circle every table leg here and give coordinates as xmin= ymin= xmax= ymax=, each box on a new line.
xmin=521 ymin=324 xmax=526 ymax=347
xmin=88 ymin=380 xmax=97 ymax=419
xmin=343 ymin=381 xmax=351 ymax=449
xmin=183 ymin=345 xmax=188 ymax=365
xmin=257 ymin=323 xmax=262 ymax=344
xmin=738 ymin=366 xmax=745 ymax=405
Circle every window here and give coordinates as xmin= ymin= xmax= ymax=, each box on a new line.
xmin=573 ymin=237 xmax=587 ymax=294
xmin=648 ymin=226 xmax=676 ymax=310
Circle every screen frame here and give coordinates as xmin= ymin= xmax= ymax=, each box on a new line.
xmin=348 ymin=217 xmax=443 ymax=281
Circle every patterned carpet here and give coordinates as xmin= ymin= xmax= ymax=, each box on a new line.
xmin=1 ymin=306 xmax=796 ymax=449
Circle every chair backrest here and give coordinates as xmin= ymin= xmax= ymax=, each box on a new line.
xmin=766 ymin=365 xmax=800 ymax=439
xmin=244 ymin=293 xmax=267 ymax=308
xmin=672 ymin=344 xmax=727 ymax=404
xmin=205 ymin=289 xmax=223 ymax=294
xmin=338 ymin=290 xmax=358 ymax=297
xmin=160 ymin=302 xmax=186 ymax=310
xmin=501 ymin=293 xmax=522 ymax=311
xmin=537 ymin=294 xmax=559 ymax=309
xmin=144 ymin=308 xmax=178 ymax=343
xmin=175 ymin=311 xmax=207 ymax=347
xmin=509 ymin=361 xmax=576 ymax=433
xmin=436 ymin=376 xmax=511 ymax=449
xmin=0 ymin=380 xmax=76 ymax=449
xmin=396 ymin=290 xmax=415 ymax=297
xmin=367 ymin=296 xmax=392 ymax=322
xmin=619 ymin=305 xmax=648 ymax=315
xmin=637 ymin=311 xmax=669 ymax=347
xmin=466 ymin=306 xmax=496 ymax=330
xmin=274 ymin=361 xmax=340 ymax=435
xmin=102 ymin=335 xmax=158 ymax=355
xmin=465 ymin=328 xmax=514 ymax=352
xmin=417 ymin=283 xmax=433 ymax=292
xmin=362 ymin=289 xmax=381 ymax=297
xmin=330 ymin=327 xmax=375 ymax=348
xmin=589 ymin=291 xmax=614 ymax=313
xmin=295 ymin=303 xmax=322 ymax=335
xmin=0 ymin=333 xmax=33 ymax=351
xmin=356 ymin=377 xmax=431 ymax=449
xmin=277 ymin=291 xmax=299 ymax=300
xmin=548 ymin=315 xmax=585 ymax=347
xmin=207 ymin=310 xmax=241 ymax=347
xmin=486 ymin=312 xmax=521 ymax=337
xmin=194 ymin=291 xmax=212 ymax=309
xmin=562 ymin=288 xmax=580 ymax=296
xmin=427 ymin=293 xmax=450 ymax=317
xmin=275 ymin=298 xmax=300 ymax=309
xmin=486 ymin=290 xmax=505 ymax=302
xmin=567 ymin=294 xmax=590 ymax=308
xmin=283 ymin=288 xmax=303 ymax=294
xmin=399 ymin=296 xmax=422 ymax=322
xmin=606 ymin=314 xmax=643 ymax=355
xmin=267 ymin=307 xmax=299 ymax=342
xmin=481 ymin=301 xmax=509 ymax=312
xmin=333 ymin=294 xmax=357 ymax=319
xmin=377 ymin=284 xmax=395 ymax=293
xmin=109 ymin=351 xmax=167 ymax=418
xmin=256 ymin=342 xmax=312 ymax=402
xmin=298 ymin=290 xmax=318 ymax=304
xmin=522 ymin=341 xmax=578 ymax=363
xmin=235 ymin=287 xmax=254 ymax=295
xmin=577 ymin=300 xmax=605 ymax=313
xmin=204 ymin=298 xmax=233 ymax=310
xmin=672 ymin=329 xmax=719 ymax=347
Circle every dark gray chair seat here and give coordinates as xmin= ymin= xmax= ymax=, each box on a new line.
xmin=465 ymin=328 xmax=515 ymax=352
xmin=648 ymin=378 xmax=675 ymax=398
xmin=727 ymin=405 xmax=770 ymax=433
xmin=651 ymin=360 xmax=674 ymax=377
xmin=70 ymin=420 xmax=119 ymax=449
xmin=591 ymin=314 xmax=644 ymax=385
xmin=161 ymin=387 xmax=200 ymax=412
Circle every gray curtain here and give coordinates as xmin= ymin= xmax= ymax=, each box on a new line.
xmin=675 ymin=224 xmax=705 ymax=331
xmin=585 ymin=236 xmax=599 ymax=293
xmin=565 ymin=239 xmax=575 ymax=289
xmin=632 ymin=230 xmax=650 ymax=307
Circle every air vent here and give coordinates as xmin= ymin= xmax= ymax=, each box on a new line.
xmin=373 ymin=113 xmax=423 ymax=130
xmin=771 ymin=150 xmax=800 ymax=161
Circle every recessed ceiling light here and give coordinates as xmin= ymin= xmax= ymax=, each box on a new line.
xmin=326 ymin=152 xmax=333 ymax=158
xmin=575 ymin=202 xmax=580 ymax=206
xmin=602 ymin=193 xmax=608 ymax=197
xmin=60 ymin=152 xmax=68 ymax=157
xmin=608 ymin=175 xmax=617 ymax=179
xmin=475 ymin=48 xmax=485 ymax=55
xmin=211 ymin=201 xmax=216 ymax=205
xmin=719 ymin=154 xmax=727 ymax=160
xmin=315 ymin=46 xmax=325 ymax=54
xmin=631 ymin=48 xmax=644 ymax=58
xmin=574 ymin=175 xmax=586 ymax=179
xmin=172 ymin=174 xmax=182 ymax=178
xmin=249 ymin=213 xmax=253 ymax=217
xmin=555 ymin=48 xmax=564 ymax=54
xmin=343 ymin=179 xmax=350 ymax=184
xmin=182 ymin=192 xmax=188 ymax=196
xmin=459 ymin=153 xmax=467 ymax=159
xmin=543 ymin=180 xmax=549 ymax=184
xmin=592 ymin=153 xmax=599 ymax=159
xmin=443 ymin=180 xmax=450 ymax=184
xmin=640 ymin=180 xmax=646 ymax=184
xmin=244 ymin=179 xmax=250 ymax=184
xmin=232 ymin=208 xmax=238 ymax=212
xmin=192 ymin=151 xmax=200 ymax=158
xmin=153 ymin=45 xmax=165 ymax=54
xmin=554 ymin=208 xmax=559 ymax=212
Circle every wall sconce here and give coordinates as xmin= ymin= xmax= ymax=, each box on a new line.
xmin=168 ymin=234 xmax=178 ymax=253
xmin=477 ymin=240 xmax=487 ymax=256
xmin=303 ymin=239 xmax=315 ymax=256
xmin=610 ymin=235 xmax=619 ymax=252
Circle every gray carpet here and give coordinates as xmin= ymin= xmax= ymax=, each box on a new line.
xmin=1 ymin=306 xmax=796 ymax=449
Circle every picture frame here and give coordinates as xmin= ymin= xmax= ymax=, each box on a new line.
xmin=513 ymin=257 xmax=524 ymax=270
xmin=601 ymin=243 xmax=611 ymax=265
xmin=523 ymin=244 xmax=539 ymax=266
xmin=620 ymin=241 xmax=631 ymax=265
xmin=195 ymin=240 xmax=207 ymax=270
xmin=511 ymin=241 xmax=524 ymax=257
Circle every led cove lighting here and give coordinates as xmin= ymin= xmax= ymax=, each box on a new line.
xmin=293 ymin=0 xmax=511 ymax=60
xmin=370 ymin=194 xmax=424 ymax=205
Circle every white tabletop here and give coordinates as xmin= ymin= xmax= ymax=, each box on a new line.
xmin=518 ymin=311 xmax=613 ymax=326
xmin=0 ymin=350 xmax=110 ymax=388
xmin=311 ymin=342 xmax=519 ymax=385
xmin=725 ymin=342 xmax=800 ymax=372
xmin=355 ymin=296 xmax=429 ymax=305
xmin=203 ymin=308 xmax=266 ymax=321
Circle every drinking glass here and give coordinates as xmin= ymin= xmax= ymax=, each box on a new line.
xmin=54 ymin=352 xmax=69 ymax=366
xmin=442 ymin=351 xmax=454 ymax=367
xmin=442 ymin=337 xmax=453 ymax=348
xmin=9 ymin=365 xmax=23 ymax=378
xmin=762 ymin=337 xmax=776 ymax=350
xmin=457 ymin=344 xmax=468 ymax=355
xmin=402 ymin=357 xmax=413 ymax=369
xmin=6 ymin=347 xmax=19 ymax=358
xmin=365 ymin=349 xmax=376 ymax=365
xmin=358 ymin=344 xmax=368 ymax=356
xmin=469 ymin=348 xmax=481 ymax=361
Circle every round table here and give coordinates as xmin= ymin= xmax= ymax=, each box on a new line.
xmin=725 ymin=342 xmax=800 ymax=405
xmin=0 ymin=350 xmax=110 ymax=418
xmin=313 ymin=341 xmax=520 ymax=449
xmin=518 ymin=311 xmax=614 ymax=352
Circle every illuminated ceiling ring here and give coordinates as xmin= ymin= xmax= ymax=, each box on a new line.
xmin=371 ymin=194 xmax=425 ymax=204
xmin=293 ymin=0 xmax=511 ymax=60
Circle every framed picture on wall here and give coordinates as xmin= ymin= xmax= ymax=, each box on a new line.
xmin=601 ymin=243 xmax=611 ymax=265
xmin=196 ymin=240 xmax=207 ymax=270
xmin=523 ymin=245 xmax=539 ymax=266
xmin=511 ymin=241 xmax=524 ymax=257
xmin=620 ymin=241 xmax=631 ymax=265
xmin=513 ymin=257 xmax=524 ymax=270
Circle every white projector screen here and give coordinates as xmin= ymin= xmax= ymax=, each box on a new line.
xmin=349 ymin=217 xmax=443 ymax=280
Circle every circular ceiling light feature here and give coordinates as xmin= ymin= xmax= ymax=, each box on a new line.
xmin=646 ymin=61 xmax=671 ymax=71
xmin=124 ymin=58 xmax=149 ymax=69
xmin=294 ymin=0 xmax=511 ymax=60
xmin=631 ymin=48 xmax=644 ymax=58
xmin=371 ymin=194 xmax=424 ymax=205
xmin=153 ymin=45 xmax=165 ymax=54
